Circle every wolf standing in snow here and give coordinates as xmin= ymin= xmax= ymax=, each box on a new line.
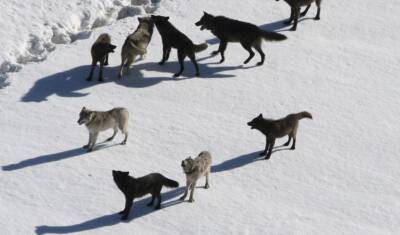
xmin=247 ymin=112 xmax=312 ymax=159
xmin=86 ymin=33 xmax=117 ymax=82
xmin=195 ymin=12 xmax=287 ymax=65
xmin=180 ymin=151 xmax=212 ymax=202
xmin=112 ymin=170 xmax=179 ymax=220
xmin=118 ymin=17 xmax=154 ymax=78
xmin=77 ymin=107 xmax=129 ymax=152
xmin=151 ymin=15 xmax=208 ymax=77
xmin=276 ymin=0 xmax=322 ymax=31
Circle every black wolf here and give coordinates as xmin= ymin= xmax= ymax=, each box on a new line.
xmin=112 ymin=170 xmax=179 ymax=220
xmin=247 ymin=112 xmax=312 ymax=159
xmin=195 ymin=12 xmax=287 ymax=65
xmin=86 ymin=33 xmax=117 ymax=82
xmin=151 ymin=15 xmax=208 ymax=78
xmin=276 ymin=0 xmax=322 ymax=31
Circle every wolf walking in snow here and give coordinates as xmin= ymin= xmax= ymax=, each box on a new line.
xmin=195 ymin=12 xmax=287 ymax=65
xmin=118 ymin=17 xmax=154 ymax=78
xmin=276 ymin=0 xmax=322 ymax=31
xmin=180 ymin=151 xmax=212 ymax=202
xmin=112 ymin=170 xmax=179 ymax=220
xmin=247 ymin=112 xmax=312 ymax=159
xmin=151 ymin=15 xmax=208 ymax=77
xmin=86 ymin=33 xmax=117 ymax=82
xmin=77 ymin=107 xmax=129 ymax=152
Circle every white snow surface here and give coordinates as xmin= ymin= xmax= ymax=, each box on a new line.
xmin=1 ymin=0 xmax=400 ymax=234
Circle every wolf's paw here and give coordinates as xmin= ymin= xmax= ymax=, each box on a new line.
xmin=205 ymin=184 xmax=210 ymax=189
xmin=86 ymin=77 xmax=92 ymax=81
xmin=158 ymin=61 xmax=165 ymax=65
xmin=256 ymin=61 xmax=264 ymax=66
xmin=98 ymin=78 xmax=104 ymax=82
xmin=314 ymin=16 xmax=320 ymax=20
xmin=83 ymin=145 xmax=89 ymax=149
xmin=188 ymin=198 xmax=195 ymax=203
xmin=87 ymin=148 xmax=93 ymax=152
xmin=195 ymin=72 xmax=200 ymax=77
xmin=121 ymin=141 xmax=126 ymax=145
xmin=179 ymin=196 xmax=186 ymax=201
xmin=155 ymin=205 xmax=161 ymax=210
xmin=211 ymin=50 xmax=219 ymax=55
xmin=173 ymin=73 xmax=181 ymax=78
xmin=121 ymin=215 xmax=128 ymax=220
xmin=290 ymin=146 xmax=296 ymax=150
xmin=118 ymin=210 xmax=125 ymax=215
xmin=259 ymin=151 xmax=265 ymax=156
xmin=264 ymin=156 xmax=270 ymax=160
xmin=104 ymin=62 xmax=109 ymax=66
xmin=147 ymin=202 xmax=153 ymax=207
xmin=106 ymin=137 xmax=114 ymax=142
xmin=290 ymin=27 xmax=297 ymax=31
xmin=219 ymin=58 xmax=225 ymax=64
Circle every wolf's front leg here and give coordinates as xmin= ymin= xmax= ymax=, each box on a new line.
xmin=188 ymin=182 xmax=197 ymax=203
xmin=83 ymin=133 xmax=92 ymax=149
xmin=106 ymin=127 xmax=118 ymax=142
xmin=180 ymin=180 xmax=190 ymax=200
xmin=121 ymin=197 xmax=133 ymax=220
xmin=205 ymin=171 xmax=210 ymax=189
xmin=88 ymin=132 xmax=98 ymax=152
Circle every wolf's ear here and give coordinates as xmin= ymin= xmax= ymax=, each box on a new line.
xmin=122 ymin=171 xmax=129 ymax=176
xmin=138 ymin=17 xmax=143 ymax=22
xmin=165 ymin=16 xmax=170 ymax=21
xmin=258 ymin=113 xmax=263 ymax=118
xmin=82 ymin=107 xmax=86 ymax=111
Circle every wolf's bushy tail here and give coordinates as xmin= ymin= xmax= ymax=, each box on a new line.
xmin=162 ymin=177 xmax=179 ymax=188
xmin=297 ymin=111 xmax=313 ymax=120
xmin=261 ymin=31 xmax=287 ymax=41
xmin=193 ymin=43 xmax=208 ymax=53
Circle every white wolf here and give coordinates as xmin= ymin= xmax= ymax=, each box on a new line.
xmin=77 ymin=107 xmax=129 ymax=152
xmin=180 ymin=151 xmax=212 ymax=202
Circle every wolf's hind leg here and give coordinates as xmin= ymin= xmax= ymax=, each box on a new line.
xmin=300 ymin=4 xmax=311 ymax=17
xmin=147 ymin=195 xmax=155 ymax=207
xmin=174 ymin=50 xmax=186 ymax=77
xmin=253 ymin=41 xmax=265 ymax=66
xmin=188 ymin=53 xmax=200 ymax=76
xmin=284 ymin=135 xmax=292 ymax=146
xmin=241 ymin=42 xmax=255 ymax=64
xmin=106 ymin=127 xmax=118 ymax=141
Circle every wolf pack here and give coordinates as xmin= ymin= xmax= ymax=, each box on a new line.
xmin=78 ymin=0 xmax=321 ymax=221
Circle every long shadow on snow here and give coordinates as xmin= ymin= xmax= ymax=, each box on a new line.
xmin=35 ymin=187 xmax=185 ymax=235
xmin=211 ymin=151 xmax=263 ymax=173
xmin=21 ymin=59 xmax=238 ymax=102
xmin=2 ymin=143 xmax=118 ymax=171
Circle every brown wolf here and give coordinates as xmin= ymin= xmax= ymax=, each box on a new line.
xmin=195 ymin=12 xmax=287 ymax=65
xmin=151 ymin=15 xmax=208 ymax=78
xmin=86 ymin=33 xmax=117 ymax=82
xmin=112 ymin=170 xmax=179 ymax=220
xmin=247 ymin=112 xmax=312 ymax=159
xmin=276 ymin=0 xmax=322 ymax=31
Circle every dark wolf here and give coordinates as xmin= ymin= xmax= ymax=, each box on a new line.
xmin=195 ymin=12 xmax=287 ymax=65
xmin=112 ymin=170 xmax=179 ymax=220
xmin=247 ymin=111 xmax=312 ymax=159
xmin=276 ymin=0 xmax=322 ymax=31
xmin=86 ymin=33 xmax=117 ymax=82
xmin=151 ymin=15 xmax=208 ymax=78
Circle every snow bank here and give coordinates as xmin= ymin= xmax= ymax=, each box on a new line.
xmin=0 ymin=0 xmax=162 ymax=88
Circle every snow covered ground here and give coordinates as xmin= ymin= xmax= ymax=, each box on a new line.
xmin=1 ymin=0 xmax=400 ymax=234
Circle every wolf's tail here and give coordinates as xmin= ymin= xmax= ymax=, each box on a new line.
xmin=162 ymin=177 xmax=179 ymax=188
xmin=297 ymin=111 xmax=313 ymax=120
xmin=261 ymin=30 xmax=287 ymax=41
xmin=193 ymin=43 xmax=208 ymax=53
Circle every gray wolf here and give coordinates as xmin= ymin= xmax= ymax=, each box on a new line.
xmin=195 ymin=12 xmax=287 ymax=65
xmin=247 ymin=112 xmax=312 ymax=159
xmin=180 ymin=151 xmax=212 ymax=202
xmin=151 ymin=15 xmax=208 ymax=78
xmin=276 ymin=0 xmax=322 ymax=31
xmin=86 ymin=33 xmax=117 ymax=82
xmin=77 ymin=107 xmax=129 ymax=152
xmin=118 ymin=17 xmax=154 ymax=78
xmin=112 ymin=170 xmax=179 ymax=220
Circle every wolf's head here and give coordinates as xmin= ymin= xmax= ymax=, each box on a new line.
xmin=77 ymin=107 xmax=94 ymax=125
xmin=138 ymin=16 xmax=154 ymax=30
xmin=112 ymin=170 xmax=130 ymax=185
xmin=195 ymin=11 xmax=215 ymax=31
xmin=150 ymin=15 xmax=169 ymax=25
xmin=247 ymin=114 xmax=264 ymax=130
xmin=181 ymin=157 xmax=195 ymax=174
